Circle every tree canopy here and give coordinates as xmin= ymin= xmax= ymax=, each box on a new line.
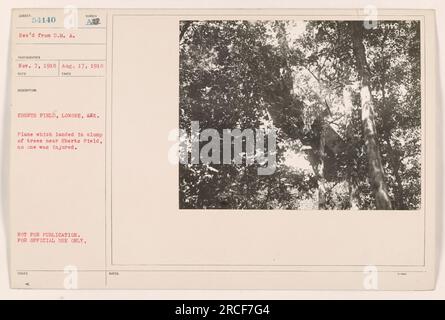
xmin=179 ymin=20 xmax=421 ymax=210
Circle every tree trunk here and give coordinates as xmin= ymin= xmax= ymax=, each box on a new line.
xmin=384 ymin=135 xmax=405 ymax=209
xmin=306 ymin=119 xmax=327 ymax=210
xmin=379 ymin=35 xmax=404 ymax=210
xmin=318 ymin=121 xmax=327 ymax=209
xmin=343 ymin=87 xmax=360 ymax=209
xmin=350 ymin=22 xmax=392 ymax=209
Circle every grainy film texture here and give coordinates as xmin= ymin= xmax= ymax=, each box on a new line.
xmin=179 ymin=20 xmax=421 ymax=210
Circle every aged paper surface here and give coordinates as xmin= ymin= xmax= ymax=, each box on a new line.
xmin=8 ymin=8 xmax=436 ymax=290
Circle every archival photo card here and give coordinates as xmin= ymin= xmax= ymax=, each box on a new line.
xmin=8 ymin=9 xmax=437 ymax=290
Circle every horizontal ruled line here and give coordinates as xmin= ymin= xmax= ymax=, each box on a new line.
xmin=15 ymin=42 xmax=106 ymax=45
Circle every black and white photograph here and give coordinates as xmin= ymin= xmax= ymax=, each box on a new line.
xmin=179 ymin=20 xmax=421 ymax=210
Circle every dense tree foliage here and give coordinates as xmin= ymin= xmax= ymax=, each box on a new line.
xmin=179 ymin=20 xmax=421 ymax=210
